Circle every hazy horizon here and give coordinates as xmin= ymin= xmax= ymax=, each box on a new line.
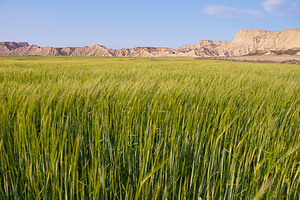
xmin=1 ymin=0 xmax=299 ymax=49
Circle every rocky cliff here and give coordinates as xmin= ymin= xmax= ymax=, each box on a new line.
xmin=0 ymin=42 xmax=29 ymax=54
xmin=1 ymin=29 xmax=299 ymax=57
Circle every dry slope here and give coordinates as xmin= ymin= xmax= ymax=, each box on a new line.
xmin=1 ymin=29 xmax=299 ymax=57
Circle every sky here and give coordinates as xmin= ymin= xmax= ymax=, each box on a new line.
xmin=0 ymin=0 xmax=299 ymax=49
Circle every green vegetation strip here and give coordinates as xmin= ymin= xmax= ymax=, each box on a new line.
xmin=0 ymin=56 xmax=299 ymax=199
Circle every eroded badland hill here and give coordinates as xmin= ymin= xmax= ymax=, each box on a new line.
xmin=1 ymin=29 xmax=299 ymax=57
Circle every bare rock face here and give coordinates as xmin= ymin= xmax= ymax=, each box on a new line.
xmin=177 ymin=40 xmax=233 ymax=57
xmin=177 ymin=29 xmax=300 ymax=57
xmin=8 ymin=45 xmax=61 ymax=56
xmin=112 ymin=47 xmax=176 ymax=57
xmin=0 ymin=42 xmax=30 ymax=55
xmin=0 ymin=42 xmax=29 ymax=50
xmin=231 ymin=29 xmax=300 ymax=52
xmin=69 ymin=44 xmax=113 ymax=56
xmin=0 ymin=29 xmax=299 ymax=57
xmin=58 ymin=47 xmax=77 ymax=56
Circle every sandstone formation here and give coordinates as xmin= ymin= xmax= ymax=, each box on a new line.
xmin=1 ymin=29 xmax=299 ymax=57
xmin=0 ymin=42 xmax=29 ymax=55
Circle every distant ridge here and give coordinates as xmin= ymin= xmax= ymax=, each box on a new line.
xmin=1 ymin=29 xmax=299 ymax=57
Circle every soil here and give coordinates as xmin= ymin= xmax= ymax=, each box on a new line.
xmin=196 ymin=55 xmax=300 ymax=65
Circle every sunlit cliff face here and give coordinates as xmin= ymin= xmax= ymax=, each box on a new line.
xmin=0 ymin=29 xmax=299 ymax=57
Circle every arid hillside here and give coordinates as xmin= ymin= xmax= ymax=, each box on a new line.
xmin=1 ymin=29 xmax=299 ymax=57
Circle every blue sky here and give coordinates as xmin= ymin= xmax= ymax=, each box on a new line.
xmin=0 ymin=0 xmax=299 ymax=49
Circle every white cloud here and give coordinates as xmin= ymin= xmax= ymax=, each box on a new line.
xmin=263 ymin=0 xmax=300 ymax=15
xmin=204 ymin=5 xmax=264 ymax=18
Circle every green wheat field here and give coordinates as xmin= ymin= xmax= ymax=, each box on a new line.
xmin=0 ymin=56 xmax=299 ymax=199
